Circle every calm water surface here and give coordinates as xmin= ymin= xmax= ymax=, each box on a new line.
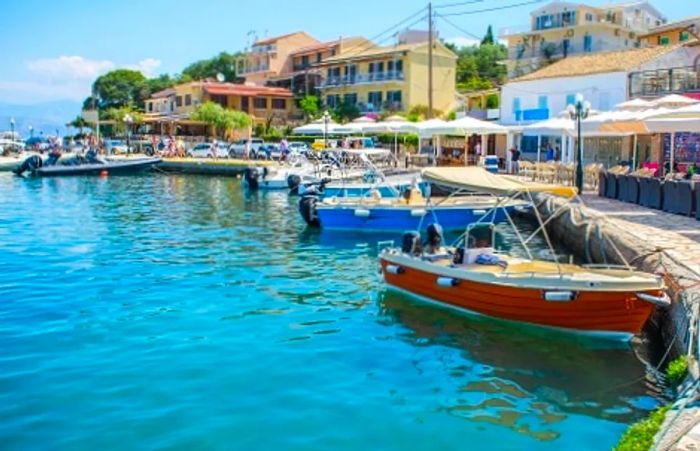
xmin=0 ymin=174 xmax=662 ymax=450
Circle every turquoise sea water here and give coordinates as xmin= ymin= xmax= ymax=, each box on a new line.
xmin=0 ymin=174 xmax=662 ymax=450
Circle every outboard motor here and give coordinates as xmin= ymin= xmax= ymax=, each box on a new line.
xmin=298 ymin=179 xmax=329 ymax=227
xmin=287 ymin=174 xmax=302 ymax=195
xmin=401 ymin=231 xmax=422 ymax=256
xmin=243 ymin=167 xmax=260 ymax=190
xmin=13 ymin=155 xmax=43 ymax=176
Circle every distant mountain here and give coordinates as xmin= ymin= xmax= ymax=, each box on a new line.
xmin=0 ymin=100 xmax=82 ymax=138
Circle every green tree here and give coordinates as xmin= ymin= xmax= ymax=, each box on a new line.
xmin=191 ymin=101 xmax=252 ymax=137
xmin=481 ymin=25 xmax=495 ymax=46
xmin=299 ymin=95 xmax=319 ymax=121
xmin=67 ymin=115 xmax=89 ymax=135
xmin=102 ymin=107 xmax=143 ymax=135
xmin=332 ymin=100 xmax=360 ymax=123
xmin=92 ymin=69 xmax=147 ymax=110
xmin=182 ymin=52 xmax=242 ymax=83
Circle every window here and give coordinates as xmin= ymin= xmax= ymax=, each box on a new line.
xmin=326 ymin=94 xmax=340 ymax=108
xmin=175 ymin=96 xmax=183 ymax=107
xmin=254 ymin=97 xmax=267 ymax=109
xmin=386 ymin=90 xmax=402 ymax=108
xmin=367 ymin=91 xmax=382 ymax=109
xmin=301 ymin=55 xmax=309 ymax=67
xmin=272 ymin=98 xmax=286 ymax=110
xmin=585 ymin=13 xmax=593 ymax=21
xmin=343 ymin=93 xmax=357 ymax=105
xmin=512 ymin=97 xmax=521 ymax=121
xmin=185 ymin=94 xmax=192 ymax=106
xmin=538 ymin=95 xmax=548 ymax=109
xmin=395 ymin=60 xmax=403 ymax=73
xmin=659 ymin=35 xmax=670 ymax=45
xmin=316 ymin=53 xmax=322 ymax=63
xmin=680 ymin=31 xmax=689 ymax=42
xmin=583 ymin=34 xmax=592 ymax=52
xmin=566 ymin=94 xmax=576 ymax=107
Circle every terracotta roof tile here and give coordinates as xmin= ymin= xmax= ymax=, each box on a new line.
xmin=511 ymin=45 xmax=679 ymax=82
xmin=202 ymin=82 xmax=293 ymax=97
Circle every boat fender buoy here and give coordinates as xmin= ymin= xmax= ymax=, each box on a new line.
xmin=100 ymin=170 xmax=109 ymax=177
xmin=354 ymin=209 xmax=371 ymax=218
xmin=437 ymin=277 xmax=459 ymax=287
xmin=636 ymin=292 xmax=671 ymax=307
xmin=543 ymin=291 xmax=576 ymax=302
xmin=386 ymin=265 xmax=405 ymax=275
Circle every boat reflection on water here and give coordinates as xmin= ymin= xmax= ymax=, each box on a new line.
xmin=377 ymin=290 xmax=664 ymax=442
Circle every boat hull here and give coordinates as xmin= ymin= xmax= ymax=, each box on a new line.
xmin=316 ymin=203 xmax=514 ymax=231
xmin=379 ymin=256 xmax=657 ymax=336
xmin=33 ymin=158 xmax=161 ymax=176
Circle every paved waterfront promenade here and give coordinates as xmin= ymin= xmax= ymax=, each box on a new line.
xmin=580 ymin=194 xmax=700 ymax=275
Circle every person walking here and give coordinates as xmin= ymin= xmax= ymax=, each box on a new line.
xmin=510 ymin=146 xmax=521 ymax=174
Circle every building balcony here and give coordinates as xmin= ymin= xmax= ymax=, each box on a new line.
xmin=239 ymin=64 xmax=270 ymax=75
xmin=507 ymin=39 xmax=631 ymax=62
xmin=629 ymin=66 xmax=700 ymax=98
xmin=321 ymin=71 xmax=405 ymax=88
xmin=358 ymin=101 xmax=404 ymax=114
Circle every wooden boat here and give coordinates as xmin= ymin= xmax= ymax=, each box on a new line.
xmin=377 ymin=167 xmax=668 ymax=338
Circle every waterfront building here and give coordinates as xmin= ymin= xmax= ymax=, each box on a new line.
xmin=237 ymin=32 xmax=319 ymax=86
xmin=316 ymin=41 xmax=457 ymax=115
xmin=143 ymin=80 xmax=295 ymax=135
xmin=639 ymin=15 xmax=700 ymax=47
xmin=265 ymin=36 xmax=371 ymax=97
xmin=500 ymin=42 xmax=700 ymax=165
xmin=500 ymin=1 xmax=666 ymax=78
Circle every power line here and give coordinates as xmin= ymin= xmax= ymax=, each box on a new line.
xmin=337 ymin=6 xmax=429 ymax=59
xmin=436 ymin=13 xmax=483 ymax=41
xmin=439 ymin=0 xmax=546 ymax=17
xmin=433 ymin=0 xmax=484 ymax=9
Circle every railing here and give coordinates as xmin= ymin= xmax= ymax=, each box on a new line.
xmin=321 ymin=71 xmax=405 ymax=88
xmin=629 ymin=66 xmax=700 ymax=98
xmin=508 ymin=40 xmax=626 ymax=61
xmin=239 ymin=64 xmax=270 ymax=74
xmin=293 ymin=63 xmax=311 ymax=71
xmin=358 ymin=102 xmax=404 ymax=113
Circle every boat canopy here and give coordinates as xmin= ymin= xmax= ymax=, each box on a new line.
xmin=421 ymin=167 xmax=578 ymax=198
xmin=341 ymin=148 xmax=391 ymax=157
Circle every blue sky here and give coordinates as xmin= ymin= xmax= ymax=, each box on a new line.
xmin=0 ymin=0 xmax=694 ymax=105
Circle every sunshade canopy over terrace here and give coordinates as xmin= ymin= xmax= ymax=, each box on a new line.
xmin=421 ymin=167 xmax=578 ymax=198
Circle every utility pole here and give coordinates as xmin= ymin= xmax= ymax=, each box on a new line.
xmin=428 ymin=1 xmax=434 ymax=119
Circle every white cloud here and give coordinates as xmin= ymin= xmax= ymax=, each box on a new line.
xmin=445 ymin=36 xmax=508 ymax=48
xmin=27 ymin=56 xmax=115 ymax=81
xmin=125 ymin=58 xmax=162 ymax=77
xmin=445 ymin=36 xmax=481 ymax=48
xmin=1 ymin=56 xmax=163 ymax=104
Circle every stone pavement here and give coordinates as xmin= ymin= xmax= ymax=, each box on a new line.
xmin=581 ymin=194 xmax=700 ymax=276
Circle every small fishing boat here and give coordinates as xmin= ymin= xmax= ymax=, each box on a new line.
xmin=14 ymin=154 xmax=161 ymax=177
xmin=378 ymin=167 xmax=669 ymax=338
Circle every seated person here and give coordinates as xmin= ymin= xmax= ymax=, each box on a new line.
xmin=423 ymin=224 xmax=444 ymax=254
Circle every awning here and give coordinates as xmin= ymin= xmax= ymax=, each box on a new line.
xmin=421 ymin=166 xmax=578 ymax=198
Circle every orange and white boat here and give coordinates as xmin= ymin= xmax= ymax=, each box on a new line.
xmin=378 ymin=167 xmax=669 ymax=339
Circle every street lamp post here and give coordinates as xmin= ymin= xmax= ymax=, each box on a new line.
xmin=124 ymin=114 xmax=134 ymax=155
xmin=322 ymin=111 xmax=331 ymax=149
xmin=566 ymin=93 xmax=590 ymax=194
xmin=29 ymin=125 xmax=33 ymax=138
xmin=10 ymin=117 xmax=15 ymax=150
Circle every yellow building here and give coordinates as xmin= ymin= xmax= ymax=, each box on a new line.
xmin=143 ymin=80 xmax=296 ymax=134
xmin=316 ymin=41 xmax=457 ymax=115
xmin=501 ymin=1 xmax=666 ymax=78
xmin=639 ymin=16 xmax=700 ymax=47
xmin=266 ymin=36 xmax=372 ymax=96
xmin=237 ymin=32 xmax=319 ymax=86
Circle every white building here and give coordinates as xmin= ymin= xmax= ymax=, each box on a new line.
xmin=500 ymin=43 xmax=700 ymax=126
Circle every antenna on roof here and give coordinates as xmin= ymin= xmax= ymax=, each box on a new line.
xmin=216 ymin=73 xmax=225 ymax=82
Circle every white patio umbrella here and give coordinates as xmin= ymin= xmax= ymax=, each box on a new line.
xmin=292 ymin=119 xmax=340 ymax=135
xmin=615 ymin=98 xmax=654 ymax=110
xmin=434 ymin=116 xmax=508 ymax=135
xmin=362 ymin=117 xmax=410 ymax=157
xmin=650 ymin=94 xmax=699 ymax=108
xmin=352 ymin=116 xmax=376 ymax=124
xmin=644 ymin=104 xmax=700 ymax=174
xmin=333 ymin=122 xmax=368 ymax=135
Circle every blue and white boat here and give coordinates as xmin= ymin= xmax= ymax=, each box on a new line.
xmin=298 ymin=167 xmax=541 ymax=231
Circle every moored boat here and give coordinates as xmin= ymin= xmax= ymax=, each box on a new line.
xmin=377 ymin=167 xmax=669 ymax=338
xmin=15 ymin=155 xmax=161 ymax=176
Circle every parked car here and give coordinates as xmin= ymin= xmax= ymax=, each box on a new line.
xmin=187 ymin=142 xmax=229 ymax=158
xmin=104 ymin=139 xmax=129 ymax=154
xmin=228 ymin=138 xmax=265 ymax=158
xmin=258 ymin=143 xmax=282 ymax=160
xmin=288 ymin=141 xmax=310 ymax=155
